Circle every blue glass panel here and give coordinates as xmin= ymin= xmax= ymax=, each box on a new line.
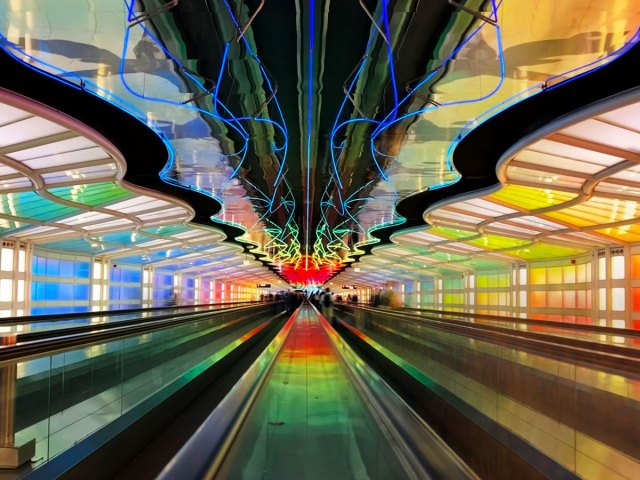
xmin=31 ymin=282 xmax=44 ymax=301
xmin=59 ymin=260 xmax=74 ymax=278
xmin=109 ymin=286 xmax=119 ymax=300
xmin=76 ymin=261 xmax=90 ymax=279
xmin=59 ymin=283 xmax=74 ymax=300
xmin=74 ymin=284 xmax=89 ymax=300
xmin=110 ymin=267 xmax=121 ymax=282
xmin=45 ymin=283 xmax=58 ymax=300
xmin=33 ymin=256 xmax=46 ymax=276
xmin=46 ymin=258 xmax=60 ymax=277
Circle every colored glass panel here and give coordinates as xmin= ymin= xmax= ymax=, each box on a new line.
xmin=429 ymin=226 xmax=476 ymax=241
xmin=563 ymin=291 xmax=576 ymax=309
xmin=594 ymin=224 xmax=640 ymax=242
xmin=510 ymin=244 xmax=586 ymax=260
xmin=0 ymin=191 xmax=79 ymax=221
xmin=48 ymin=182 xmax=132 ymax=207
xmin=530 ymin=268 xmax=546 ymax=285
xmin=490 ymin=185 xmax=576 ymax=210
xmin=633 ymin=256 xmax=640 ymax=279
xmin=633 ymin=288 xmax=640 ymax=311
xmin=466 ymin=234 xmax=530 ymax=251
xmin=531 ymin=291 xmax=546 ymax=307
xmin=547 ymin=267 xmax=563 ymax=285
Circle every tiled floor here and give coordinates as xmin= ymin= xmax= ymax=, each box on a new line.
xmin=217 ymin=305 xmax=406 ymax=479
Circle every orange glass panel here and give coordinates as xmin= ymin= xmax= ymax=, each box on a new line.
xmin=531 ymin=291 xmax=546 ymax=307
xmin=632 ymin=256 xmax=640 ymax=279
xmin=563 ymin=291 xmax=576 ymax=309
xmin=633 ymin=288 xmax=640 ymax=311
xmin=548 ymin=291 xmax=562 ymax=308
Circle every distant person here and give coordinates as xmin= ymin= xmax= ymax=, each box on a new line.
xmin=320 ymin=288 xmax=336 ymax=325
xmin=170 ymin=289 xmax=179 ymax=306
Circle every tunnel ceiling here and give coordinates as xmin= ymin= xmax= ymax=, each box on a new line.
xmin=1 ymin=1 xmax=640 ymax=286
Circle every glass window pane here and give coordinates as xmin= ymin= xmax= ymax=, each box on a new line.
xmin=18 ymin=250 xmax=25 ymax=273
xmin=599 ymin=288 xmax=607 ymax=310
xmin=0 ymin=279 xmax=13 ymax=302
xmin=612 ymin=288 xmax=625 ymax=311
xmin=611 ymin=256 xmax=625 ymax=280
xmin=598 ymin=257 xmax=606 ymax=280
xmin=1 ymin=248 xmax=13 ymax=272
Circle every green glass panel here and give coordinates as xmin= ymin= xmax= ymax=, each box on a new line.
xmin=510 ymin=243 xmax=586 ymax=260
xmin=48 ymin=182 xmax=132 ymax=207
xmin=430 ymin=226 xmax=477 ymax=240
xmin=467 ymin=233 xmax=530 ymax=250
xmin=0 ymin=191 xmax=78 ymax=221
xmin=430 ymin=251 xmax=468 ymax=262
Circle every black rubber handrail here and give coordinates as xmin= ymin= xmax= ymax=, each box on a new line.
xmin=15 ymin=304 xmax=269 ymax=342
xmin=0 ymin=304 xmax=276 ymax=363
xmin=339 ymin=305 xmax=640 ymax=375
xmin=0 ymin=300 xmax=264 ymax=325
xmin=398 ymin=306 xmax=640 ymax=338
xmin=343 ymin=304 xmax=640 ymax=356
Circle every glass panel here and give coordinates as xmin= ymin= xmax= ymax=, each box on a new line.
xmin=0 ymin=279 xmax=12 ymax=301
xmin=612 ymin=288 xmax=625 ymax=311
xmin=1 ymin=247 xmax=13 ymax=271
xmin=598 ymin=257 xmax=606 ymax=281
xmin=611 ymin=256 xmax=625 ymax=280
xmin=598 ymin=288 xmax=607 ymax=310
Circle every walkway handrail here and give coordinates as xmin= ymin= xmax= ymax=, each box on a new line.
xmin=156 ymin=308 xmax=298 ymax=480
xmin=0 ymin=300 xmax=264 ymax=325
xmin=398 ymin=305 xmax=640 ymax=338
xmin=337 ymin=304 xmax=640 ymax=375
xmin=0 ymin=303 xmax=275 ymax=364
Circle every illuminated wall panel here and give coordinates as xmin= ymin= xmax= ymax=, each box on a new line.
xmin=475 ymin=269 xmax=512 ymax=314
xmin=31 ymin=250 xmax=91 ymax=315
xmin=527 ymin=256 xmax=593 ymax=323
xmin=632 ymin=255 xmax=640 ymax=279
xmin=153 ymin=270 xmax=174 ymax=306
xmin=442 ymin=275 xmax=465 ymax=312
xmin=181 ymin=275 xmax=195 ymax=304
xmin=109 ymin=263 xmax=142 ymax=310
xmin=419 ymin=278 xmax=435 ymax=307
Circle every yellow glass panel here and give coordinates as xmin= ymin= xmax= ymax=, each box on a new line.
xmin=531 ymin=268 xmax=546 ymax=285
xmin=595 ymin=224 xmax=640 ymax=242
xmin=490 ymin=185 xmax=576 ymax=210
xmin=547 ymin=266 xmax=563 ymax=284
xmin=563 ymin=265 xmax=576 ymax=284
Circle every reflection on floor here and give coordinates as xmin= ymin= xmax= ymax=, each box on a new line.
xmin=217 ymin=305 xmax=406 ymax=479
